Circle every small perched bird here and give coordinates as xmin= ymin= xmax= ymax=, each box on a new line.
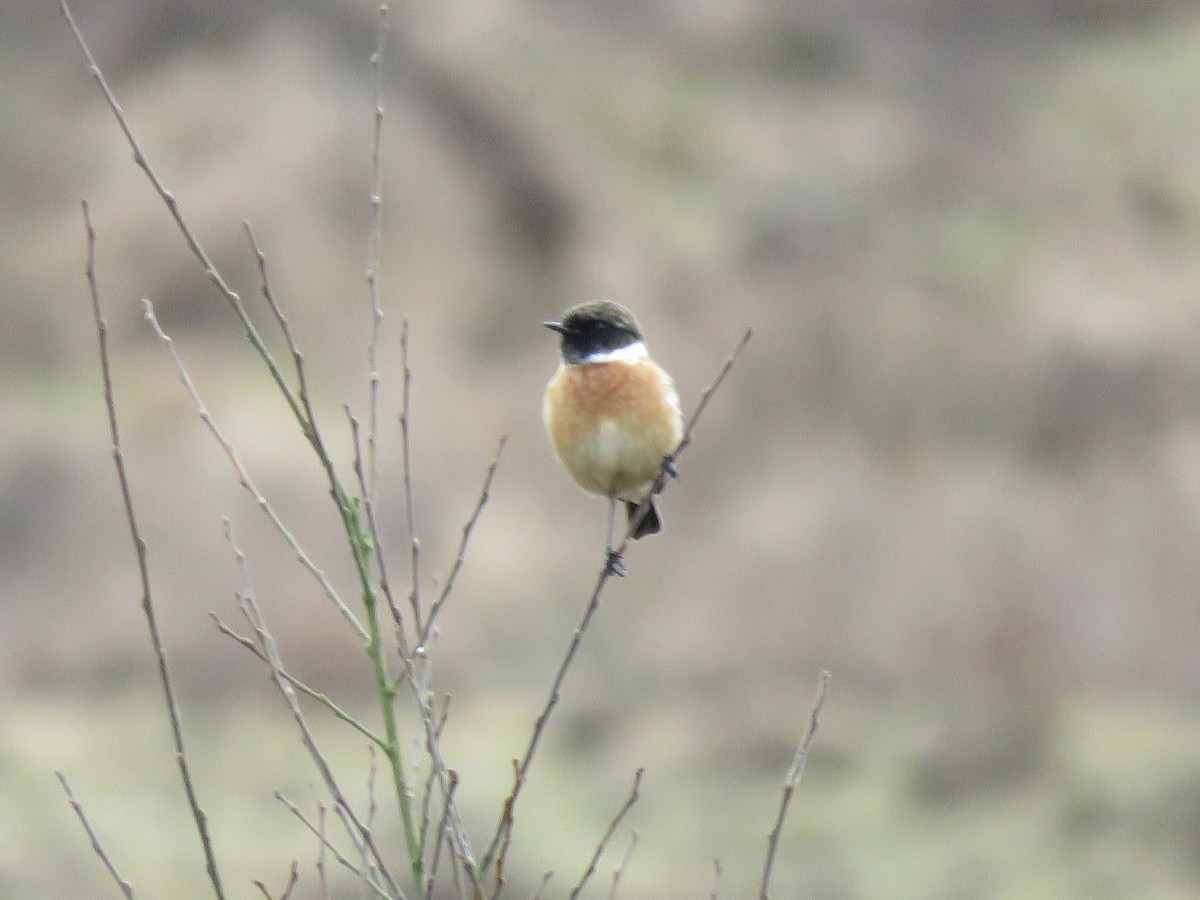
xmin=543 ymin=300 xmax=683 ymax=573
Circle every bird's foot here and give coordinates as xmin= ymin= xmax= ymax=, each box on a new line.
xmin=604 ymin=549 xmax=628 ymax=578
xmin=659 ymin=454 xmax=679 ymax=485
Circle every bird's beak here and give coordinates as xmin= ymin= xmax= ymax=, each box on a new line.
xmin=543 ymin=320 xmax=566 ymax=334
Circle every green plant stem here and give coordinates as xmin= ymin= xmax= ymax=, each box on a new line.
xmin=346 ymin=502 xmax=423 ymax=894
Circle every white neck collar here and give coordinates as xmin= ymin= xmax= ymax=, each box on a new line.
xmin=579 ymin=340 xmax=649 ymax=364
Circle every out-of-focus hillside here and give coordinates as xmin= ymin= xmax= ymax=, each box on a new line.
xmin=4 ymin=0 xmax=1200 ymax=897
xmin=9 ymin=0 xmax=1200 ymax=691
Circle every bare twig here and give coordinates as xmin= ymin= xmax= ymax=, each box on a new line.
xmin=422 ymin=435 xmax=507 ymax=643
xmin=331 ymin=802 xmax=384 ymax=894
xmin=482 ymin=567 xmax=603 ymax=871
xmin=252 ymin=861 xmax=299 ymax=900
xmin=606 ymin=831 xmax=639 ymax=900
xmin=67 ymin=3 xmax=424 ymax=893
xmin=419 ymin=694 xmax=453 ymax=853
xmin=568 ymin=768 xmax=644 ymax=900
xmin=708 ymin=858 xmax=722 ymax=899
xmin=237 ymin=251 xmax=423 ymax=890
xmin=56 ymin=771 xmax=136 ymax=898
xmin=609 ymin=830 xmax=638 ymax=900
xmin=490 ymin=758 xmax=523 ymax=899
xmin=399 ymin=318 xmax=422 ymax=633
xmin=622 ymin=326 xmax=753 ymax=555
xmin=247 ymin=198 xmax=428 ymax=881
xmin=367 ymin=742 xmax=380 ymax=831
xmin=424 ymin=772 xmax=456 ymax=897
xmin=140 ymin=297 xmax=367 ymax=639
xmin=482 ymin=328 xmax=751 ymax=872
xmin=61 ymin=0 xmax=316 ymax=444
xmin=242 ymin=221 xmax=320 ymax=430
xmin=397 ymin=667 xmax=480 ymax=894
xmin=760 ymin=669 xmax=832 ymax=900
xmin=230 ymin=566 xmax=401 ymax=899
xmin=317 ymin=803 xmax=331 ymax=900
xmin=62 ymin=0 xmax=402 ymax=719
xmin=529 ymin=872 xmax=554 ymax=900
xmin=210 ymin=609 xmax=384 ymax=746
xmin=387 ymin=438 xmax=511 ymax=888
xmin=229 ymin=525 xmax=417 ymax=897
xmin=445 ymin=821 xmax=468 ymax=900
xmin=424 ymin=770 xmax=460 ymax=900
xmin=365 ymin=2 xmax=389 ymax=499
xmin=78 ymin=200 xmax=226 ymax=899
xmin=275 ymin=793 xmax=394 ymax=900
xmin=673 ymin=327 xmax=753 ymax=464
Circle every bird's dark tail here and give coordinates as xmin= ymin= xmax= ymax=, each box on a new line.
xmin=625 ymin=499 xmax=662 ymax=539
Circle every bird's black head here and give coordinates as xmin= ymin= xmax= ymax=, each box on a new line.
xmin=544 ymin=300 xmax=644 ymax=365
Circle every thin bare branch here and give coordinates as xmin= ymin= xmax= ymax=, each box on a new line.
xmin=529 ymin=872 xmax=554 ymax=900
xmin=61 ymin=0 xmax=314 ymax=439
xmin=391 ymin=659 xmax=480 ymax=893
xmin=760 ymin=668 xmax=832 ymax=900
xmin=216 ymin=517 xmax=370 ymax=744
xmin=365 ymin=2 xmax=389 ymax=499
xmin=399 ymin=318 xmax=422 ymax=632
xmin=210 ymin=609 xmax=384 ymax=746
xmin=422 ymin=435 xmax=507 ymax=643
xmin=140 ymin=298 xmax=366 ymax=639
xmin=419 ymin=694 xmax=454 ymax=857
xmin=424 ymin=770 xmax=460 ymax=900
xmin=367 ymin=743 xmax=380 ymax=831
xmin=422 ymin=815 xmax=445 ymax=899
xmin=621 ymin=326 xmax=753 ymax=557
xmin=67 ymin=4 xmax=427 ymax=894
xmin=709 ymin=858 xmax=722 ymax=899
xmin=56 ymin=771 xmax=136 ymax=898
xmin=482 ymin=565 xmax=603 ymax=870
xmin=62 ymin=0 xmax=383 ymax=656
xmin=483 ymin=328 xmax=751 ymax=872
xmin=317 ymin=803 xmax=331 ymax=900
xmin=489 ymin=758 xmax=523 ymax=899
xmin=332 ymin=802 xmax=383 ymax=893
xmin=275 ymin=793 xmax=395 ymax=900
xmin=63 ymin=0 xmax=378 ymax=654
xmin=281 ymin=862 xmax=300 ymax=900
xmin=568 ymin=768 xmax=644 ymax=900
xmin=252 ymin=861 xmax=299 ymax=900
xmin=242 ymin=221 xmax=316 ymax=414
xmin=447 ymin=834 xmax=469 ymax=900
xmin=676 ymin=327 xmax=753 ymax=461
xmin=239 ymin=219 xmax=346 ymax=504
xmin=234 ymin=582 xmax=401 ymax=899
xmin=606 ymin=830 xmax=639 ymax=900
xmin=78 ymin=199 xmax=226 ymax=899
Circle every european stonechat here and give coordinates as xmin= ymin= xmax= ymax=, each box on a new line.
xmin=543 ymin=300 xmax=683 ymax=572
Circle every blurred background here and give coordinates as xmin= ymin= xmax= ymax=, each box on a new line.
xmin=4 ymin=0 xmax=1200 ymax=896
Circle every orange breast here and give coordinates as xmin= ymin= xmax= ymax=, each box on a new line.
xmin=544 ymin=360 xmax=683 ymax=499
